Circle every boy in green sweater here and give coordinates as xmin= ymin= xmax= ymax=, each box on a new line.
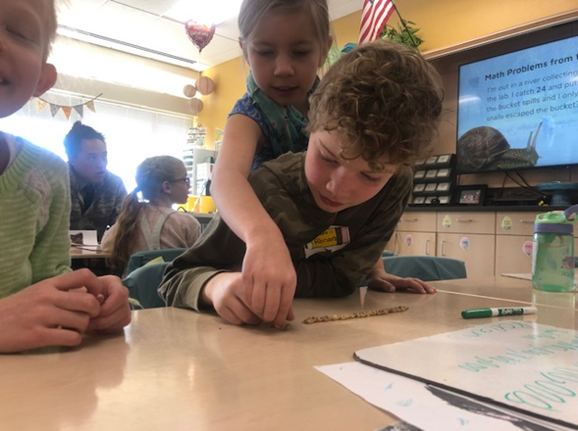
xmin=0 ymin=0 xmax=131 ymax=353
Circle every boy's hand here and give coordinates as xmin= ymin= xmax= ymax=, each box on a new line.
xmin=87 ymin=275 xmax=131 ymax=332
xmin=202 ymin=272 xmax=263 ymax=326
xmin=0 ymin=270 xmax=104 ymax=353
xmin=367 ymin=267 xmax=437 ymax=294
xmin=241 ymin=236 xmax=296 ymax=326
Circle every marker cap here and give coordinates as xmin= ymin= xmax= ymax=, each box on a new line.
xmin=461 ymin=309 xmax=492 ymax=319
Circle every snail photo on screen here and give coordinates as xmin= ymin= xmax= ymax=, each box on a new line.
xmin=456 ymin=28 xmax=578 ymax=175
xmin=457 ymin=123 xmax=542 ymax=173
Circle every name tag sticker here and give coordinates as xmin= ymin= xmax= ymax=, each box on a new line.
xmin=304 ymin=226 xmax=350 ymax=258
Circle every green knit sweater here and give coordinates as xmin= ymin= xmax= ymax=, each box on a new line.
xmin=0 ymin=133 xmax=70 ymax=298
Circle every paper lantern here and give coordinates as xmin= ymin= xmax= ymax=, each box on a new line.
xmin=183 ymin=84 xmax=196 ymax=98
xmin=188 ymin=98 xmax=204 ymax=116
xmin=195 ymin=76 xmax=215 ymax=95
xmin=185 ymin=21 xmax=215 ymax=53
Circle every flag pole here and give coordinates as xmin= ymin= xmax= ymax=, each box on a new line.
xmin=390 ymin=0 xmax=418 ymax=48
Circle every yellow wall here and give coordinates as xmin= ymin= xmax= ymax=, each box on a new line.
xmin=390 ymin=0 xmax=577 ymax=53
xmin=197 ymin=0 xmax=578 ymax=147
xmin=197 ymin=56 xmax=246 ymax=146
xmin=330 ymin=12 xmax=361 ymax=48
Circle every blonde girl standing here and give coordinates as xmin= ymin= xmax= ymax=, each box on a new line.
xmin=210 ymin=0 xmax=333 ymax=324
xmin=102 ymin=156 xmax=201 ymax=275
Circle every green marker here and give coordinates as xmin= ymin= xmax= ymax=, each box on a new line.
xmin=461 ymin=306 xmax=537 ymax=319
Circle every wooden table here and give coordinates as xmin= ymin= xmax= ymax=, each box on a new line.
xmin=1 ymin=279 xmax=576 ymax=431
xmin=434 ymin=275 xmax=578 ymax=310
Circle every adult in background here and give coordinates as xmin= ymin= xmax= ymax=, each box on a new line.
xmin=64 ymin=121 xmax=127 ymax=241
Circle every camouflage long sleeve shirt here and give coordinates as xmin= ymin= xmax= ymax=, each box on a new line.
xmin=159 ymin=152 xmax=412 ymax=311
xmin=69 ymin=166 xmax=127 ymax=241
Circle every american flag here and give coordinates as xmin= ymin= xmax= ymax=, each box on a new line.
xmin=358 ymin=0 xmax=395 ymax=45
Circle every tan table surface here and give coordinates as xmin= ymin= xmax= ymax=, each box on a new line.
xmin=1 ymin=285 xmax=576 ymax=431
xmin=433 ymin=275 xmax=578 ymax=310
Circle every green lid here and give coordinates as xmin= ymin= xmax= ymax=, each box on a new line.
xmin=535 ymin=204 xmax=578 ymax=225
xmin=534 ymin=211 xmax=569 ymax=225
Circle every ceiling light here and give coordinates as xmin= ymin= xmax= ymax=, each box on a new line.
xmin=57 ymin=25 xmax=208 ymax=71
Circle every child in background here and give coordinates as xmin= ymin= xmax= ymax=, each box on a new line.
xmin=160 ymin=40 xmax=443 ymax=327
xmin=101 ymin=156 xmax=201 ymax=276
xmin=0 ymin=0 xmax=130 ymax=353
xmin=210 ymin=0 xmax=333 ymax=320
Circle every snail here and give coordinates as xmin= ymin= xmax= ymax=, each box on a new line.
xmin=457 ymin=122 xmax=542 ymax=172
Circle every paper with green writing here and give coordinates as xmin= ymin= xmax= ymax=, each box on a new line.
xmin=354 ymin=321 xmax=578 ymax=429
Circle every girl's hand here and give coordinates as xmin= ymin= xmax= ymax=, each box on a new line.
xmin=0 ymin=270 xmax=104 ymax=353
xmin=87 ymin=275 xmax=132 ymax=332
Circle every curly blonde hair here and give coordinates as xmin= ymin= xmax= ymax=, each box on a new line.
xmin=308 ymin=40 xmax=443 ymax=170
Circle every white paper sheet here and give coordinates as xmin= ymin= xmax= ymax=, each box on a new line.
xmin=69 ymin=230 xmax=100 ymax=250
xmin=353 ymin=321 xmax=578 ymax=428
xmin=317 ymin=362 xmax=570 ymax=431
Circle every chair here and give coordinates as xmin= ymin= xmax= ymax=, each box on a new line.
xmin=122 ymin=262 xmax=169 ymax=309
xmin=382 ymin=255 xmax=467 ymax=281
xmin=125 ymin=248 xmax=187 ymax=276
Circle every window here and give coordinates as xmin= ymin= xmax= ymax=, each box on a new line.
xmin=0 ymin=90 xmax=192 ymax=192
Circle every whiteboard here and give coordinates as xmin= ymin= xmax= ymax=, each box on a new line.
xmin=354 ymin=321 xmax=578 ymax=429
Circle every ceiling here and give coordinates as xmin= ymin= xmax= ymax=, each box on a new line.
xmin=57 ymin=0 xmax=363 ymax=71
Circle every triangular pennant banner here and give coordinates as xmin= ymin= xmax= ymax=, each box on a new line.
xmin=36 ymin=93 xmax=101 ymax=120
xmin=37 ymin=99 xmax=48 ymax=112
xmin=62 ymin=107 xmax=72 ymax=119
xmin=50 ymin=104 xmax=60 ymax=117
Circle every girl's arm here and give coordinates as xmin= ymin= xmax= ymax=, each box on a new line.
xmin=211 ymin=114 xmax=296 ymax=323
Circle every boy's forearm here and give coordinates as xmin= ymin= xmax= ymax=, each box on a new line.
xmin=159 ymin=266 xmax=224 ymax=311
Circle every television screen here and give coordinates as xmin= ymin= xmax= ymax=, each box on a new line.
xmin=456 ymin=32 xmax=578 ymax=174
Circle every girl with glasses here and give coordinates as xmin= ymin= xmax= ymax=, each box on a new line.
xmin=101 ymin=156 xmax=201 ymax=275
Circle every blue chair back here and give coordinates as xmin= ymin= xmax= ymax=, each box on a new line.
xmin=122 ymin=262 xmax=169 ymax=308
xmin=382 ymin=256 xmax=467 ymax=281
xmin=125 ymin=248 xmax=187 ymax=275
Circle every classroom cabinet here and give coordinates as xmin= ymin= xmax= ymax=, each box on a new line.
xmin=388 ymin=209 xmax=556 ymax=277
xmin=436 ymin=212 xmax=496 ymax=278
xmin=494 ymin=211 xmax=537 ymax=275
xmin=395 ymin=231 xmax=436 ymax=256
xmin=437 ymin=233 xmax=495 ymax=277
xmin=388 ymin=213 xmax=437 ymax=256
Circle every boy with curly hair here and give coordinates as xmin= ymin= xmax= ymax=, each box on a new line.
xmin=160 ymin=40 xmax=444 ymax=328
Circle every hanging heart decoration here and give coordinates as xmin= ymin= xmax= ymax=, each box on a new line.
xmin=185 ymin=20 xmax=215 ymax=53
